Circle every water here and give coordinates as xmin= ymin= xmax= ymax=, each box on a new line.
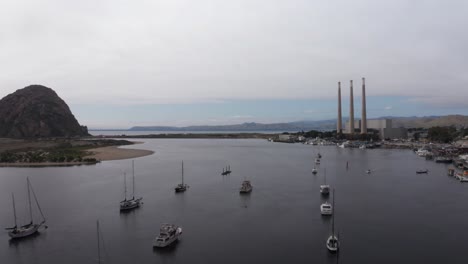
xmin=0 ymin=139 xmax=467 ymax=264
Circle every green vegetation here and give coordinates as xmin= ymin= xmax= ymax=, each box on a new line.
xmin=0 ymin=138 xmax=132 ymax=164
xmin=427 ymin=126 xmax=457 ymax=143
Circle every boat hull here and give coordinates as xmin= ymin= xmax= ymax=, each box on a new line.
xmin=8 ymin=223 xmax=41 ymax=239
xmin=326 ymin=236 xmax=339 ymax=252
xmin=120 ymin=198 xmax=142 ymax=211
xmin=239 ymin=188 xmax=252 ymax=194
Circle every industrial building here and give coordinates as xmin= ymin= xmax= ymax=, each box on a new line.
xmin=337 ymin=78 xmax=407 ymax=139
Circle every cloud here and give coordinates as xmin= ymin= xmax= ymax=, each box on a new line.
xmin=384 ymin=106 xmax=393 ymax=110
xmin=1 ymin=0 xmax=468 ymax=105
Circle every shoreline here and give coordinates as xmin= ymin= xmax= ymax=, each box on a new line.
xmin=0 ymin=144 xmax=154 ymax=167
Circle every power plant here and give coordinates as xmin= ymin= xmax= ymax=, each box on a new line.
xmin=336 ymin=78 xmax=407 ymax=139
xmin=336 ymin=78 xmax=365 ymax=135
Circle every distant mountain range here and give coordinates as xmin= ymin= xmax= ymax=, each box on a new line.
xmin=122 ymin=115 xmax=468 ymax=132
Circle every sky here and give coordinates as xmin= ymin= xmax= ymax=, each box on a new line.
xmin=1 ymin=0 xmax=468 ymax=128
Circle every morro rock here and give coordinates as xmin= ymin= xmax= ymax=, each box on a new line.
xmin=0 ymin=85 xmax=89 ymax=138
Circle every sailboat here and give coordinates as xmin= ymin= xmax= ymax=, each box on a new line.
xmin=320 ymin=168 xmax=330 ymax=195
xmin=120 ymin=160 xmax=142 ymax=211
xmin=6 ymin=177 xmax=47 ymax=239
xmin=312 ymin=167 xmax=318 ymax=175
xmin=221 ymin=165 xmax=232 ymax=175
xmin=326 ymin=189 xmax=339 ymax=252
xmin=175 ymin=161 xmax=188 ymax=192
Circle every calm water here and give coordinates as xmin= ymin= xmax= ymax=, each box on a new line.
xmin=1 ymin=139 xmax=467 ymax=264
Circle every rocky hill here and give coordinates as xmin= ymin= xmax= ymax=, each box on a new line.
xmin=0 ymin=85 xmax=89 ymax=138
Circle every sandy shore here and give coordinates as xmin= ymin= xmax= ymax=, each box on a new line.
xmin=84 ymin=145 xmax=154 ymax=161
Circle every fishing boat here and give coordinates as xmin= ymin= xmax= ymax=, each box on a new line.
xmin=312 ymin=167 xmax=318 ymax=175
xmin=326 ymin=189 xmax=339 ymax=252
xmin=120 ymin=161 xmax=143 ymax=211
xmin=153 ymin=223 xmax=183 ymax=248
xmin=416 ymin=169 xmax=429 ymax=174
xmin=221 ymin=165 xmax=232 ymax=176
xmin=239 ymin=180 xmax=252 ymax=194
xmin=6 ymin=178 xmax=47 ymax=239
xmin=320 ymin=169 xmax=330 ymax=195
xmin=175 ymin=161 xmax=189 ymax=193
xmin=320 ymin=201 xmax=332 ymax=215
xmin=365 ymin=169 xmax=371 ymax=174
xmin=315 ymin=158 xmax=321 ymax=165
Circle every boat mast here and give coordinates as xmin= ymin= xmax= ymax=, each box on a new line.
xmin=181 ymin=161 xmax=184 ymax=185
xmin=11 ymin=193 xmax=17 ymax=228
xmin=27 ymin=177 xmax=33 ymax=224
xmin=332 ymin=189 xmax=335 ymax=237
xmin=29 ymin=179 xmax=46 ymax=223
xmin=97 ymin=220 xmax=101 ymax=264
xmin=324 ymin=168 xmax=327 ymax=184
xmin=132 ymin=160 xmax=135 ymax=200
xmin=124 ymin=172 xmax=127 ymax=201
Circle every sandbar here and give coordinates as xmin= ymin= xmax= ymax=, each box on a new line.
xmin=84 ymin=145 xmax=154 ymax=161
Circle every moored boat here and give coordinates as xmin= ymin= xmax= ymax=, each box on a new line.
xmin=239 ymin=180 xmax=252 ymax=194
xmin=6 ymin=178 xmax=47 ymax=239
xmin=175 ymin=161 xmax=189 ymax=193
xmin=416 ymin=169 xmax=429 ymax=174
xmin=120 ymin=161 xmax=143 ymax=211
xmin=326 ymin=189 xmax=339 ymax=252
xmin=153 ymin=224 xmax=183 ymax=248
xmin=320 ymin=202 xmax=332 ymax=215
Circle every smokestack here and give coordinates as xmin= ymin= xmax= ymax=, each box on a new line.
xmin=337 ymin=82 xmax=342 ymax=134
xmin=349 ymin=80 xmax=354 ymax=135
xmin=361 ymin=77 xmax=367 ymax=134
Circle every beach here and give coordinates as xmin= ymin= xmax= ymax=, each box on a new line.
xmin=84 ymin=145 xmax=154 ymax=161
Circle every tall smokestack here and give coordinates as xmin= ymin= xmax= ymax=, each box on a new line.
xmin=337 ymin=82 xmax=342 ymax=134
xmin=349 ymin=80 xmax=354 ymax=135
xmin=361 ymin=77 xmax=367 ymax=134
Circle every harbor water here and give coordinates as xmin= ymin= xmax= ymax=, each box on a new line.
xmin=1 ymin=139 xmax=467 ymax=264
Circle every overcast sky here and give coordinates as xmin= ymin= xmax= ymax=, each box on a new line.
xmin=1 ymin=0 xmax=467 ymax=128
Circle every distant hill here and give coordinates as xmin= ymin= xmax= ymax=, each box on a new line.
xmin=130 ymin=122 xmax=307 ymax=132
xmin=127 ymin=115 xmax=468 ymax=132
xmin=392 ymin=115 xmax=468 ymax=128
xmin=0 ymin=85 xmax=89 ymax=138
xmin=129 ymin=120 xmax=337 ymax=132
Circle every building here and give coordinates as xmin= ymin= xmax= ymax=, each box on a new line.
xmin=337 ymin=78 xmax=407 ymax=139
xmin=345 ymin=118 xmax=408 ymax=139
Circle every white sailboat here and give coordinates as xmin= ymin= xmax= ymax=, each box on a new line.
xmin=120 ymin=160 xmax=142 ymax=211
xmin=6 ymin=177 xmax=47 ymax=239
xmin=175 ymin=161 xmax=188 ymax=192
xmin=320 ymin=169 xmax=330 ymax=195
xmin=326 ymin=189 xmax=339 ymax=252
